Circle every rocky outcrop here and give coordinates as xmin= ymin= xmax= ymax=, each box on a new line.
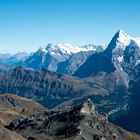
xmin=6 ymin=100 xmax=140 ymax=140
xmin=80 ymin=99 xmax=96 ymax=114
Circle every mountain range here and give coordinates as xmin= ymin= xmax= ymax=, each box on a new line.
xmin=0 ymin=43 xmax=103 ymax=74
xmin=0 ymin=30 xmax=140 ymax=136
xmin=0 ymin=52 xmax=29 ymax=66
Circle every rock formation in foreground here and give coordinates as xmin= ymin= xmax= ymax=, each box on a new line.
xmin=6 ymin=99 xmax=140 ymax=140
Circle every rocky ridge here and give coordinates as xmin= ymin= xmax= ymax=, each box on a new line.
xmin=6 ymin=100 xmax=140 ymax=140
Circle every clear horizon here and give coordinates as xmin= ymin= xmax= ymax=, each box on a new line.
xmin=0 ymin=0 xmax=140 ymax=54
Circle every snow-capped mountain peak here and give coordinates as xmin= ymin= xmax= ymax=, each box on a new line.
xmin=116 ymin=30 xmax=140 ymax=49
xmin=107 ymin=30 xmax=140 ymax=52
xmin=117 ymin=29 xmax=128 ymax=37
xmin=115 ymin=30 xmax=131 ymax=49
xmin=133 ymin=38 xmax=140 ymax=47
xmin=37 ymin=43 xmax=99 ymax=56
xmin=22 ymin=43 xmax=102 ymax=72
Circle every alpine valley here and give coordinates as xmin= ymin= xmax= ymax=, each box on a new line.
xmin=0 ymin=30 xmax=140 ymax=139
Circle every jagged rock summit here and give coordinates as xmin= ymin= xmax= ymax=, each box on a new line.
xmin=80 ymin=99 xmax=96 ymax=115
xmin=6 ymin=99 xmax=140 ymax=140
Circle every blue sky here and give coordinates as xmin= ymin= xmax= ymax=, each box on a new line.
xmin=0 ymin=0 xmax=140 ymax=54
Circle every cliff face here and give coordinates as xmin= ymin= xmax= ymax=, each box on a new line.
xmin=6 ymin=100 xmax=140 ymax=140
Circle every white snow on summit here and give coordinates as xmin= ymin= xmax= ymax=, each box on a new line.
xmin=116 ymin=30 xmax=131 ymax=49
xmin=116 ymin=30 xmax=140 ymax=49
xmin=39 ymin=43 xmax=97 ymax=55
xmin=133 ymin=38 xmax=140 ymax=47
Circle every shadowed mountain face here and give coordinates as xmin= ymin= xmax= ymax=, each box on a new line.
xmin=6 ymin=100 xmax=140 ymax=140
xmin=112 ymin=64 xmax=140 ymax=134
xmin=0 ymin=94 xmax=45 ymax=126
xmin=74 ymin=30 xmax=124 ymax=77
xmin=74 ymin=51 xmax=116 ymax=77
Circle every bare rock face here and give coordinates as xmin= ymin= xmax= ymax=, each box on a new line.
xmin=6 ymin=100 xmax=140 ymax=140
xmin=0 ymin=125 xmax=27 ymax=140
xmin=80 ymin=99 xmax=96 ymax=115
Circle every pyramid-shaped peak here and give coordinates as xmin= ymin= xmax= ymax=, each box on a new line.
xmin=117 ymin=29 xmax=127 ymax=34
xmin=115 ymin=29 xmax=129 ymax=38
xmin=110 ymin=30 xmax=131 ymax=46
xmin=105 ymin=30 xmax=132 ymax=52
